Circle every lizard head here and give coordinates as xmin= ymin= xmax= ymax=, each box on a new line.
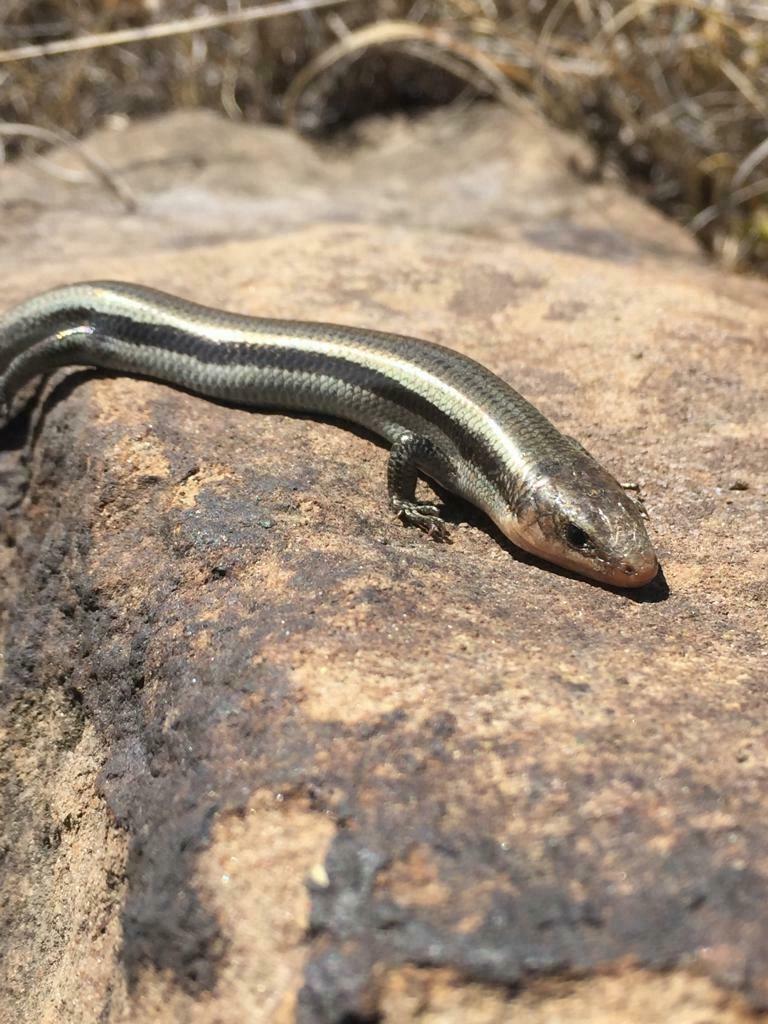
xmin=496 ymin=449 xmax=659 ymax=588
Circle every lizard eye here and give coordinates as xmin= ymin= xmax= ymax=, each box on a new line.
xmin=564 ymin=523 xmax=593 ymax=550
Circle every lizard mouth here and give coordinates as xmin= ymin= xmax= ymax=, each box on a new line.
xmin=598 ymin=552 xmax=659 ymax=588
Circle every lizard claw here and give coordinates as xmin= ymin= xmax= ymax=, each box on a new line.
xmin=392 ymin=499 xmax=452 ymax=542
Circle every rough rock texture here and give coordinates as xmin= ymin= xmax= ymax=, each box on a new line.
xmin=1 ymin=106 xmax=767 ymax=1024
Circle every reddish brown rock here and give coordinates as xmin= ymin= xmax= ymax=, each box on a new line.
xmin=1 ymin=107 xmax=766 ymax=1023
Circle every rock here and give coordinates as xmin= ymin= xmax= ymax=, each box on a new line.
xmin=1 ymin=106 xmax=766 ymax=1024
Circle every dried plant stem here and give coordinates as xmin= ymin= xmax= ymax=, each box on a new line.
xmin=0 ymin=0 xmax=352 ymax=65
xmin=0 ymin=123 xmax=137 ymax=211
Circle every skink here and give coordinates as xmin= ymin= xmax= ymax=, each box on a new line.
xmin=0 ymin=282 xmax=658 ymax=587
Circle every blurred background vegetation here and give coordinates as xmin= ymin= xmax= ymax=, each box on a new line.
xmin=1 ymin=1 xmax=767 ymax=271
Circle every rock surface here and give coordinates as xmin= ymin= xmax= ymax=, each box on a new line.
xmin=1 ymin=106 xmax=767 ymax=1024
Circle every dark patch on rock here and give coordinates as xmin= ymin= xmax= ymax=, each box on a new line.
xmin=523 ymin=224 xmax=637 ymax=262
xmin=299 ymin=809 xmax=768 ymax=1017
xmin=544 ymin=299 xmax=589 ymax=321
xmin=448 ymin=269 xmax=545 ymax=319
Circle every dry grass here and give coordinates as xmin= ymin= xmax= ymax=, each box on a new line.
xmin=1 ymin=0 xmax=767 ymax=271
